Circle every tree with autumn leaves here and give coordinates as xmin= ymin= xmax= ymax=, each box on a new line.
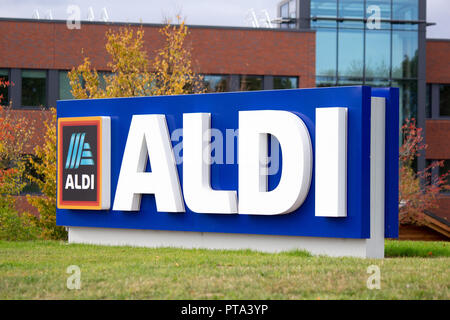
xmin=399 ymin=118 xmax=449 ymax=225
xmin=0 ymin=78 xmax=40 ymax=240
xmin=9 ymin=20 xmax=204 ymax=240
xmin=68 ymin=20 xmax=204 ymax=99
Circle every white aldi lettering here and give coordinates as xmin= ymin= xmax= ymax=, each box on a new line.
xmin=113 ymin=111 xmax=314 ymax=215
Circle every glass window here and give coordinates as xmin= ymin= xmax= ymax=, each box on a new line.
xmin=311 ymin=0 xmax=337 ymax=28
xmin=280 ymin=1 xmax=296 ymax=29
xmin=274 ymin=76 xmax=298 ymax=89
xmin=339 ymin=0 xmax=364 ymax=29
xmin=337 ymin=77 xmax=363 ymax=86
xmin=98 ymin=71 xmax=111 ymax=91
xmin=392 ymin=0 xmax=419 ymax=30
xmin=316 ymin=28 xmax=337 ymax=76
xmin=364 ymin=78 xmax=390 ymax=87
xmin=280 ymin=2 xmax=289 ymax=28
xmin=338 ymin=26 xmax=364 ymax=78
xmin=339 ymin=0 xmax=364 ymax=18
xmin=365 ymin=30 xmax=391 ymax=78
xmin=289 ymin=0 xmax=296 ymax=18
xmin=22 ymin=70 xmax=46 ymax=107
xmin=316 ymin=76 xmax=336 ymax=87
xmin=439 ymin=85 xmax=450 ymax=117
xmin=0 ymin=69 xmax=9 ymax=106
xmin=59 ymin=71 xmax=73 ymax=100
xmin=392 ymin=30 xmax=418 ymax=79
xmin=392 ymin=79 xmax=417 ymax=123
xmin=426 ymin=84 xmax=431 ymax=118
xmin=240 ymin=75 xmax=262 ymax=91
xmin=393 ymin=0 xmax=418 ymax=21
xmin=203 ymin=75 xmax=229 ymax=92
xmin=281 ymin=2 xmax=289 ymax=18
xmin=288 ymin=0 xmax=297 ymax=28
xmin=439 ymin=160 xmax=450 ymax=191
xmin=366 ymin=0 xmax=391 ymax=21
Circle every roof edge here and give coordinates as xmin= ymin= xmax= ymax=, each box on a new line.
xmin=0 ymin=17 xmax=315 ymax=33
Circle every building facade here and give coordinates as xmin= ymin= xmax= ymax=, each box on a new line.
xmin=277 ymin=0 xmax=449 ymax=232
xmin=0 ymin=18 xmax=315 ymax=110
xmin=279 ymin=0 xmax=426 ymax=159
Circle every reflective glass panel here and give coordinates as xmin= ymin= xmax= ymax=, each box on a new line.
xmin=98 ymin=71 xmax=111 ymax=90
xmin=0 ymin=69 xmax=9 ymax=106
xmin=365 ymin=29 xmax=391 ymax=78
xmin=288 ymin=0 xmax=297 ymax=28
xmin=316 ymin=76 xmax=336 ymax=87
xmin=392 ymin=0 xmax=419 ymax=30
xmin=203 ymin=75 xmax=229 ymax=92
xmin=392 ymin=79 xmax=417 ymax=123
xmin=392 ymin=30 xmax=418 ymax=79
xmin=439 ymin=84 xmax=450 ymax=117
xmin=337 ymin=77 xmax=363 ymax=86
xmin=364 ymin=78 xmax=390 ymax=87
xmin=393 ymin=0 xmax=418 ymax=20
xmin=281 ymin=3 xmax=289 ymax=18
xmin=311 ymin=0 xmax=337 ymax=28
xmin=366 ymin=0 xmax=391 ymax=30
xmin=274 ymin=76 xmax=298 ymax=89
xmin=59 ymin=71 xmax=73 ymax=100
xmin=240 ymin=75 xmax=262 ymax=91
xmin=289 ymin=0 xmax=296 ymax=18
xmin=426 ymin=84 xmax=431 ymax=118
xmin=22 ymin=70 xmax=46 ymax=107
xmin=366 ymin=0 xmax=391 ymax=19
xmin=338 ymin=26 xmax=364 ymax=77
xmin=439 ymin=160 xmax=450 ymax=191
xmin=339 ymin=0 xmax=364 ymax=29
xmin=316 ymin=28 xmax=337 ymax=76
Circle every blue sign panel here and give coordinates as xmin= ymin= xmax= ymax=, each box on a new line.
xmin=56 ymin=86 xmax=399 ymax=239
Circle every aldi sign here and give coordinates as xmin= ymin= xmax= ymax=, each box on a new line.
xmin=56 ymin=86 xmax=399 ymax=258
xmin=57 ymin=117 xmax=110 ymax=210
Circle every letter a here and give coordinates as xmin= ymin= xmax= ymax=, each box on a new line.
xmin=113 ymin=115 xmax=185 ymax=212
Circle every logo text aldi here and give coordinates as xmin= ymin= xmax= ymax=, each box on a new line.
xmin=57 ymin=117 xmax=111 ymax=210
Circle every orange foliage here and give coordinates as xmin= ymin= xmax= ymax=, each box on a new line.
xmin=399 ymin=118 xmax=449 ymax=225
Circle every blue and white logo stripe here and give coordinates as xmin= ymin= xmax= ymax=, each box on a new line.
xmin=65 ymin=133 xmax=94 ymax=169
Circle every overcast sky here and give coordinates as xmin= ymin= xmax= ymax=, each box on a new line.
xmin=0 ymin=0 xmax=448 ymax=39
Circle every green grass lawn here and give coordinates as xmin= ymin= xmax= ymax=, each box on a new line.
xmin=0 ymin=240 xmax=448 ymax=299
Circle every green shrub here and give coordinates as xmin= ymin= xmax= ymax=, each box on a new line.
xmin=0 ymin=197 xmax=38 ymax=241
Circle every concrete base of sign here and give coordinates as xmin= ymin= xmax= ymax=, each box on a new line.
xmin=68 ymin=227 xmax=384 ymax=258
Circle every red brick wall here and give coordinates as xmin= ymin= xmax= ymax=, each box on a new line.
xmin=435 ymin=197 xmax=450 ymax=223
xmin=425 ymin=120 xmax=450 ymax=159
xmin=0 ymin=20 xmax=316 ymax=88
xmin=426 ymin=40 xmax=450 ymax=84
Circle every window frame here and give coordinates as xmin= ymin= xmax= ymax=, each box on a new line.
xmin=21 ymin=69 xmax=48 ymax=108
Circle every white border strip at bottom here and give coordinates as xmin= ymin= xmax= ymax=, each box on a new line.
xmin=68 ymin=227 xmax=383 ymax=258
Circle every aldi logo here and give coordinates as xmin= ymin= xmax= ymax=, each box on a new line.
xmin=65 ymin=132 xmax=95 ymax=169
xmin=57 ymin=117 xmax=111 ymax=210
